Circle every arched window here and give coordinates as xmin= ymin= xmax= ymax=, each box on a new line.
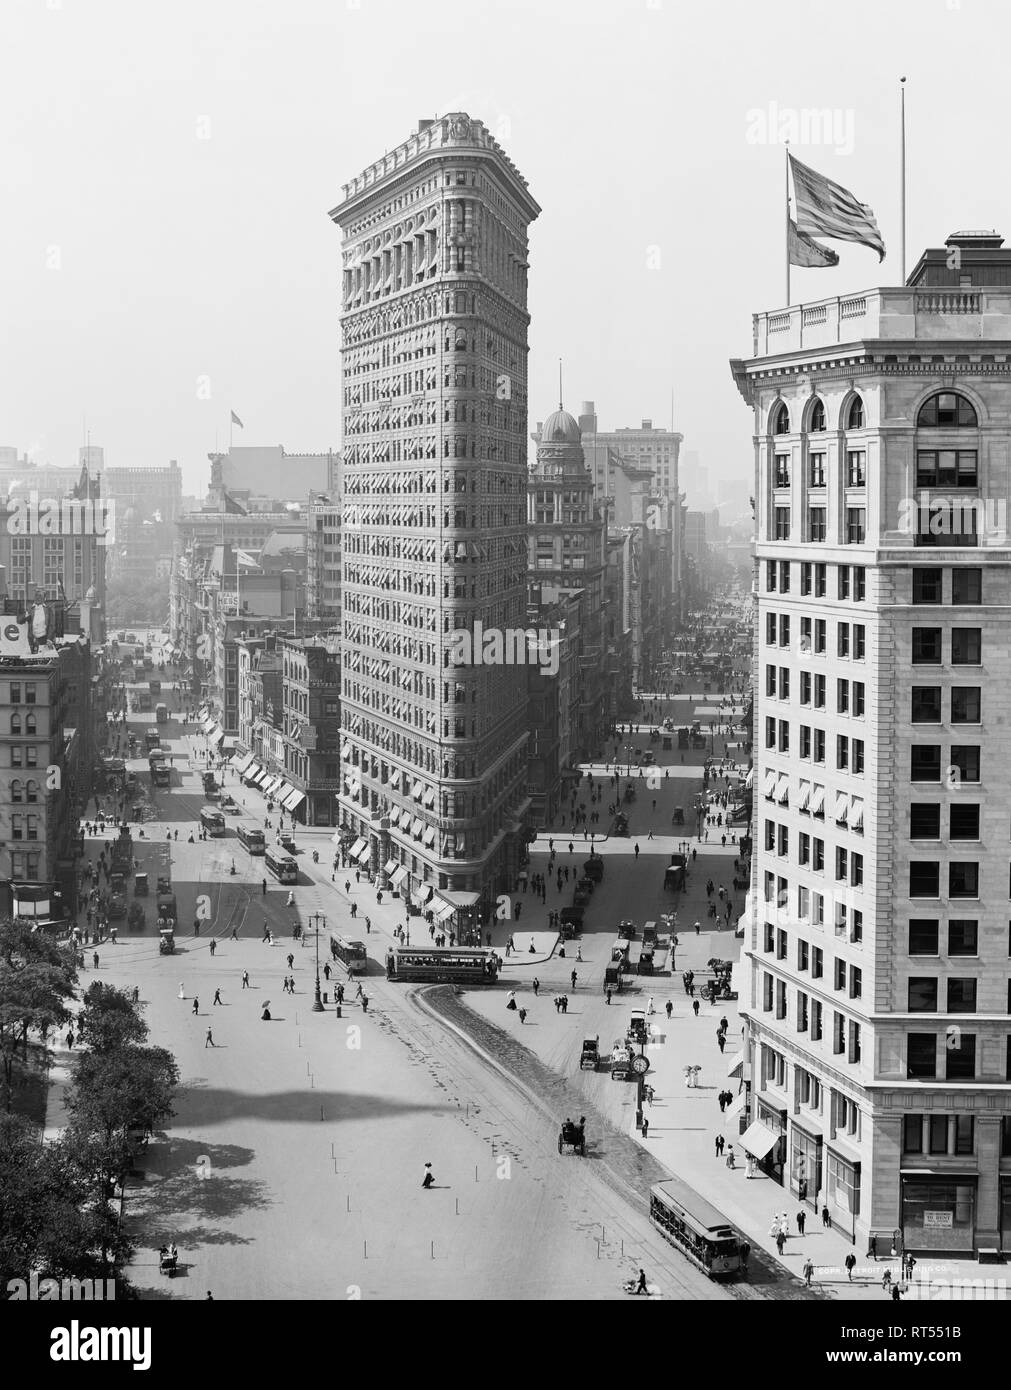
xmin=847 ymin=396 xmax=865 ymax=429
xmin=771 ymin=402 xmax=790 ymax=435
xmin=917 ymin=392 xmax=977 ymax=428
xmin=10 ymin=779 xmax=22 ymax=803
xmin=809 ymin=399 xmax=826 ymax=432
xmin=25 ymin=779 xmax=38 ymax=803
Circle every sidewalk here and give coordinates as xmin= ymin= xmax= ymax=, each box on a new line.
xmin=629 ymin=990 xmax=1009 ymax=1300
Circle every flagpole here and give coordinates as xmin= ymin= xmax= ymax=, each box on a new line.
xmin=900 ymin=77 xmax=907 ymax=283
xmin=785 ymin=141 xmax=791 ymax=306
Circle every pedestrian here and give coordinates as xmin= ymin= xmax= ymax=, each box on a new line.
xmin=324 ymin=962 xmax=331 ymax=981
xmin=802 ymin=1257 xmax=814 ymax=1287
xmin=844 ymin=1253 xmax=857 ymax=1282
xmin=634 ymin=843 xmax=640 ymax=860
xmin=193 ymin=917 xmax=200 ymax=936
xmin=904 ymin=1253 xmax=917 ymax=1281
xmin=605 ymin=988 xmax=612 ymax=1005
xmin=776 ymin=1230 xmax=786 ymax=1256
xmin=868 ymin=1235 xmax=877 ymax=1262
xmin=714 ymin=1133 xmax=724 ymax=1156
xmin=725 ymin=1145 xmax=735 ymax=1169
xmin=336 ymin=983 xmax=344 ymax=1004
xmin=641 ymin=1117 xmax=649 ymax=1139
xmin=360 ymin=993 xmax=369 ymax=1014
xmin=66 ymin=1029 xmax=75 ymax=1050
xmin=205 ymin=1027 xmax=215 ymax=1048
xmin=739 ymin=1240 xmax=751 ymax=1274
xmin=797 ymin=1209 xmax=806 ymax=1235
xmin=665 ymin=999 xmax=673 ymax=1020
xmin=561 ymin=995 xmax=568 ymax=1013
xmin=231 ymin=923 xmax=239 ymax=940
xmin=192 ymin=997 xmax=199 ymax=1014
xmin=93 ymin=951 xmax=99 ymax=969
xmin=209 ymin=938 xmax=217 ymax=956
xmin=692 ymin=998 xmax=700 ymax=1017
xmin=694 ymin=920 xmax=700 ymax=935
xmin=882 ymin=1268 xmax=892 ymax=1292
xmin=213 ymin=988 xmax=222 ymax=1006
xmin=422 ymin=1163 xmax=435 ymax=1189
xmin=634 ymin=1268 xmax=648 ymax=1296
xmin=821 ymin=1202 xmax=831 ymax=1228
xmin=717 ymin=1031 xmax=726 ymax=1054
xmin=518 ymin=1006 xmax=527 ymax=1023
xmin=242 ymin=970 xmax=250 ymax=989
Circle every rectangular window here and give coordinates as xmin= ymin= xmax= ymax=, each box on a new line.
xmin=813 ymin=729 xmax=825 ymax=763
xmin=811 ymin=1000 xmax=822 ymax=1041
xmin=800 ymin=725 xmax=811 ymax=758
xmin=797 ymin=991 xmax=809 ymax=1032
xmin=947 ymin=978 xmax=977 ymax=1014
xmin=846 ymin=507 xmax=866 ymax=544
xmin=780 ymin=562 xmax=790 ymax=592
xmin=838 ymin=622 xmax=850 ymax=658
xmin=950 ymin=805 xmax=980 ymax=840
xmin=834 ymin=958 xmax=847 ymax=991
xmin=837 ymin=678 xmax=849 ymax=713
xmin=812 ymin=946 xmax=823 ymax=979
xmin=909 ymin=919 xmax=939 ymax=955
xmin=774 ymin=507 xmax=790 ymax=540
xmin=800 ymin=562 xmax=811 ymax=595
xmin=835 ymin=847 xmax=848 ymax=881
xmin=797 ymin=939 xmax=809 ymax=972
xmin=854 ymin=567 xmax=866 ymax=601
xmin=951 ymin=568 xmax=982 ymax=604
xmin=779 ymin=668 xmax=790 ymax=700
xmin=909 ymin=862 xmax=940 ymax=898
xmin=813 ymin=838 xmax=824 ymax=871
xmin=765 ymin=717 xmax=776 ymax=749
xmin=814 ymin=674 xmax=826 ymax=708
xmin=908 ymin=977 xmax=938 ymax=1011
xmin=907 ymin=1033 xmax=937 ymax=1079
xmin=948 ymin=920 xmax=978 ymax=956
xmin=815 ymin=563 xmax=827 ymax=598
xmin=838 ymin=566 xmax=850 ymax=600
xmin=809 ymin=453 xmax=826 ymax=487
xmin=951 ymin=687 xmax=981 ymax=723
xmin=833 ymin=1011 xmax=846 ymax=1054
xmin=808 ymin=507 xmax=827 ymax=543
xmin=836 ymin=734 xmax=849 ymax=770
xmin=949 ymin=862 xmax=979 ymax=898
xmin=852 ymin=739 xmax=864 ymax=774
xmin=912 ymin=569 xmax=943 ymax=604
xmin=767 ymin=664 xmax=777 ymax=697
xmin=800 ymin=671 xmax=812 ymax=706
xmin=779 ymin=614 xmax=790 ymax=647
xmin=767 ymin=560 xmax=777 ymax=592
xmin=903 ymin=1115 xmax=924 ymax=1154
xmin=916 ymin=450 xmax=977 ymax=487
xmin=777 ymin=826 xmax=789 ymax=858
xmin=911 ymin=746 xmax=941 ymax=781
xmin=946 ymin=1034 xmax=976 ymax=1080
xmin=846 ymin=450 xmax=866 ymax=487
xmin=766 ymin=613 xmax=777 ymax=644
xmin=776 ymin=928 xmax=788 ymax=960
xmin=950 ymin=746 xmax=980 ymax=783
xmin=854 ymin=624 xmax=865 ymax=659
xmin=912 ymin=628 xmax=943 ymax=664
xmin=910 ymin=804 xmax=941 ymax=839
xmin=912 ymin=687 xmax=942 ymax=723
xmin=798 ymin=831 xmax=810 ymax=865
xmin=778 ymin=720 xmax=789 ymax=752
xmin=774 ymin=454 xmax=790 ymax=488
xmin=952 ymin=628 xmax=982 ymax=665
xmin=955 ymin=1115 xmax=974 ymax=1156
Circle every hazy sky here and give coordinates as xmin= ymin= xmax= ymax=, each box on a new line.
xmin=2 ymin=0 xmax=1008 ymax=499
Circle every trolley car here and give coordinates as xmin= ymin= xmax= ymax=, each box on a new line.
xmin=389 ymin=946 xmax=500 ymax=984
xmin=649 ymin=1177 xmax=744 ymax=1279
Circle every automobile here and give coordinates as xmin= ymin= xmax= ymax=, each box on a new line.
xmin=579 ymin=1036 xmax=600 ymax=1071
xmin=610 ymin=1040 xmax=633 ymax=1079
xmin=158 ymin=928 xmax=175 ymax=956
xmin=617 ymin=920 xmax=636 ymax=941
xmin=127 ymin=903 xmax=146 ymax=931
xmin=637 ymin=949 xmax=655 ymax=976
xmin=559 ymin=906 xmax=584 ymax=931
xmin=108 ymin=892 xmax=127 ymax=920
xmin=134 ymin=872 xmax=149 ymax=896
xmin=558 ymin=1118 xmax=587 ymax=1156
xmin=614 ymin=813 xmax=629 ymax=835
xmin=627 ymin=1009 xmax=648 ymax=1045
xmin=156 ymin=875 xmax=172 ymax=895
xmin=582 ymin=857 xmax=604 ymax=882
xmin=603 ymin=964 xmax=624 ymax=993
xmin=572 ymin=888 xmax=591 ymax=909
xmin=280 ymin=830 xmax=296 ymax=852
xmin=642 ymin=922 xmax=658 ymax=947
xmin=642 ymin=750 xmax=655 ymax=765
xmin=576 ymin=876 xmax=595 ymax=897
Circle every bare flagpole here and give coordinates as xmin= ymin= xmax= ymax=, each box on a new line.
xmin=785 ymin=140 xmax=791 ymax=306
xmin=900 ymin=77 xmax=907 ymax=283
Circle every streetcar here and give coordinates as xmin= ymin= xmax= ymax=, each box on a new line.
xmin=199 ymin=806 xmax=226 ymax=837
xmin=388 ymin=946 xmax=500 ymax=984
xmin=264 ymin=848 xmax=298 ymax=883
xmin=649 ymin=1178 xmax=744 ymax=1279
xmin=237 ymin=824 xmax=266 ymax=855
xmin=329 ymin=935 xmax=368 ymax=975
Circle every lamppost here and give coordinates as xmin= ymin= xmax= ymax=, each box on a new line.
xmin=309 ymin=911 xmax=325 ymax=1012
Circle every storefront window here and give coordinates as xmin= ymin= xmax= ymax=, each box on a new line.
xmin=790 ymin=1125 xmax=822 ymax=1205
xmin=902 ymin=1179 xmax=976 ymax=1252
xmin=827 ymin=1150 xmax=861 ymax=1216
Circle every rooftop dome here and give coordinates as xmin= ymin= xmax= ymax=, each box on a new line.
xmin=541 ymin=407 xmax=581 ymax=444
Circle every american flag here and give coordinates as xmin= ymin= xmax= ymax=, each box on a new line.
xmin=790 ymin=154 xmax=885 ymax=262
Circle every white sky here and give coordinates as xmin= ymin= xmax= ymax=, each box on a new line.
xmin=1 ymin=0 xmax=1007 ymax=498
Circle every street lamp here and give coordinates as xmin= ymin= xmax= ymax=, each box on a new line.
xmin=309 ymin=911 xmax=325 ymax=1012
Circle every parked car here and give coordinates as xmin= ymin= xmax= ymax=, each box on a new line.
xmin=583 ymin=857 xmax=604 ymax=882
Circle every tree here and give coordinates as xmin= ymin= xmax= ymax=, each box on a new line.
xmin=68 ymin=1044 xmax=179 ymax=1143
xmin=0 ymin=921 xmax=77 ymax=1111
xmin=0 ymin=1113 xmax=133 ymax=1286
xmin=77 ymin=982 xmax=148 ymax=1053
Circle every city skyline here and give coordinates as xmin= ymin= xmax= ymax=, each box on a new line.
xmin=4 ymin=0 xmax=1011 ymax=495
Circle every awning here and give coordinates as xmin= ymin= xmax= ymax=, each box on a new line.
xmin=811 ymin=784 xmax=825 ymax=817
xmin=741 ymin=1120 xmax=780 ymax=1160
xmin=851 ymin=798 xmax=864 ymax=831
xmin=208 ymin=724 xmax=225 ymax=744
xmin=201 ymin=718 xmax=215 ymax=734
xmin=763 ymin=768 xmax=776 ymax=799
xmin=726 ymin=1051 xmax=749 ymax=1078
xmin=261 ymin=775 xmax=282 ymax=797
xmin=282 ymin=788 xmax=305 ymax=812
xmin=420 ymin=885 xmax=434 ymax=904
xmin=232 ymin=752 xmax=255 ymax=775
xmin=412 ymin=817 xmax=424 ymax=838
xmin=727 ymin=1092 xmax=748 ymax=1119
xmin=383 ymin=858 xmax=400 ymax=875
xmin=389 ymin=769 xmax=401 ymax=788
xmin=222 ymin=737 xmax=237 ymax=752
xmin=352 ymin=840 xmax=371 ymax=864
xmin=423 ymin=787 xmax=435 ymax=808
xmin=798 ymin=780 xmax=811 ymax=813
xmin=243 ymin=762 xmax=263 ymax=782
xmin=390 ymin=866 xmax=409 ymax=889
xmin=442 ymin=890 xmax=481 ymax=908
xmin=412 ymin=780 xmax=423 ymax=800
xmin=835 ymin=791 xmax=849 ymax=823
xmin=348 ymin=837 xmax=367 ymax=859
xmin=776 ymin=773 xmax=789 ymax=804
xmin=423 ymin=826 xmax=436 ymax=846
xmin=434 ymin=900 xmax=456 ymax=923
xmin=275 ymin=781 xmax=295 ymax=801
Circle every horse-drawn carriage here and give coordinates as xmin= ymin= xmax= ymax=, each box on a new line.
xmin=558 ymin=1118 xmax=587 ymax=1155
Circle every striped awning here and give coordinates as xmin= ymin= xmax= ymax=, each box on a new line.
xmin=412 ymin=818 xmax=424 ymax=838
xmin=390 ymin=866 xmax=409 ymax=889
xmin=243 ymin=762 xmax=263 ymax=783
xmin=352 ymin=840 xmax=371 ymax=864
xmin=423 ymin=826 xmax=436 ymax=846
xmin=282 ymin=788 xmax=305 ymax=812
xmin=384 ymin=858 xmax=400 ymax=875
xmin=434 ymin=899 xmax=456 ymax=923
xmin=231 ymin=752 xmax=255 ymax=775
xmin=348 ymin=837 xmax=367 ymax=859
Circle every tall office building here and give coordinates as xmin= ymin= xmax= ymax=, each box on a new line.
xmin=329 ymin=115 xmax=540 ymax=925
xmin=731 ymin=231 xmax=1011 ymax=1256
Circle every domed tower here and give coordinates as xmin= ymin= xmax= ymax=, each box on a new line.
xmin=534 ymin=403 xmax=585 ymax=478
